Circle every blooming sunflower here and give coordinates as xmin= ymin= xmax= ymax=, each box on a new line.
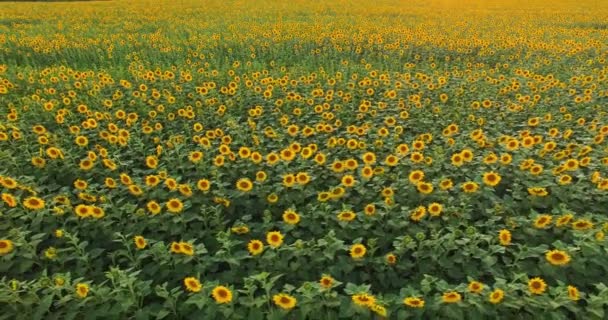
xmin=236 ymin=178 xmax=253 ymax=192
xmin=442 ymin=291 xmax=462 ymax=303
xmin=0 ymin=239 xmax=14 ymax=255
xmin=528 ymin=277 xmax=547 ymax=295
xmin=352 ymin=293 xmax=376 ymax=307
xmin=462 ymin=181 xmax=479 ymax=193
xmin=1 ymin=193 xmax=17 ymax=208
xmin=266 ymin=231 xmax=284 ymax=248
xmin=75 ymin=283 xmax=89 ymax=298
xmin=417 ymin=182 xmax=433 ymax=194
xmin=320 ymin=275 xmax=334 ymax=289
xmin=146 ymin=200 xmax=161 ymax=215
xmin=246 ymin=240 xmax=264 ymax=256
xmin=499 ymin=229 xmax=512 ymax=245
xmin=166 ymin=198 xmax=184 ymax=214
xmin=211 ymin=286 xmax=232 ymax=304
xmin=489 ymin=289 xmax=504 ymax=304
xmin=482 ymin=172 xmax=501 ymax=187
xmin=427 ymin=203 xmax=443 ymax=216
xmin=23 ymin=196 xmax=45 ymax=210
xmin=282 ymin=209 xmax=301 ymax=225
xmin=184 ymin=277 xmax=202 ymax=293
xmin=349 ymin=244 xmax=366 ymax=259
xmin=468 ymin=281 xmax=483 ymax=294
xmin=273 ymin=293 xmax=297 ymax=310
xmin=403 ymin=297 xmax=425 ymax=308
xmin=567 ymin=285 xmax=580 ymax=301
xmin=545 ymin=249 xmax=571 ymax=266
xmin=341 ymin=175 xmax=356 ymax=187
xmin=134 ymin=236 xmax=147 ymax=249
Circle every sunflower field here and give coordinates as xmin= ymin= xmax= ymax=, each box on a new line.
xmin=0 ymin=0 xmax=608 ymax=319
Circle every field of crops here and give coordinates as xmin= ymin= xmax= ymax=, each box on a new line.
xmin=0 ymin=0 xmax=607 ymax=319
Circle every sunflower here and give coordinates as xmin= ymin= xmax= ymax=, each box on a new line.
xmin=295 ymin=172 xmax=311 ymax=185
xmin=482 ymin=172 xmax=501 ymax=187
xmin=408 ymin=170 xmax=425 ymax=184
xmin=188 ymin=151 xmax=204 ymax=163
xmin=528 ymin=277 xmax=547 ymax=295
xmin=352 ymin=293 xmax=376 ymax=307
xmin=145 ymin=175 xmax=161 ymax=187
xmin=360 ymin=166 xmax=374 ymax=179
xmin=427 ymin=203 xmax=443 ymax=216
xmin=23 ymin=196 xmax=45 ymax=210
xmin=282 ymin=209 xmax=301 ymax=225
xmin=184 ymin=277 xmax=202 ymax=293
xmin=79 ymin=159 xmax=95 ymax=171
xmin=417 ymin=182 xmax=433 ymax=194
xmin=385 ymin=154 xmax=399 ymax=166
xmin=362 ymin=152 xmax=376 ymax=164
xmin=166 ymin=198 xmax=184 ymax=214
xmin=364 ymin=204 xmax=376 ymax=216
xmin=179 ymin=242 xmax=194 ymax=256
xmin=527 ymin=187 xmax=548 ymax=197
xmin=462 ymin=182 xmax=479 ymax=193
xmin=533 ymin=215 xmax=552 ymax=229
xmin=197 ymin=179 xmax=211 ymax=191
xmin=230 ymin=225 xmax=249 ymax=234
xmin=337 ymin=210 xmax=356 ymax=222
xmin=370 ymin=304 xmax=387 ymax=317
xmin=410 ymin=206 xmax=427 ymax=222
xmin=567 ymin=285 xmax=580 ymax=301
xmin=489 ymin=289 xmax=505 ymax=304
xmin=442 ymin=291 xmax=461 ymax=303
xmin=273 ymin=293 xmax=297 ymax=310
xmin=90 ymin=206 xmax=105 ymax=219
xmin=341 ymin=175 xmax=356 ymax=187
xmin=572 ymin=219 xmax=593 ymax=230
xmin=74 ymin=204 xmax=91 ymax=218
xmin=282 ymin=174 xmax=296 ymax=188
xmin=1 ymin=193 xmax=17 ymax=208
xmin=545 ymin=249 xmax=571 ymax=266
xmin=403 ymin=297 xmax=425 ymax=308
xmin=320 ymin=275 xmax=334 ymax=289
xmin=134 ymin=236 xmax=147 ymax=249
xmin=247 ymin=240 xmax=264 ymax=255
xmin=558 ymin=174 xmax=572 ymax=185
xmin=170 ymin=242 xmax=182 ymax=253
xmin=75 ymin=283 xmax=89 ymax=298
xmin=145 ymin=156 xmax=158 ymax=169
xmin=267 ymin=193 xmax=279 ymax=204
xmin=256 ymin=171 xmax=268 ymax=182
xmin=147 ymin=200 xmax=161 ymax=215
xmin=73 ymin=179 xmax=88 ymax=190
xmin=440 ymin=179 xmax=454 ymax=190
xmin=349 ymin=244 xmax=366 ymax=259
xmin=556 ymin=214 xmax=574 ymax=227
xmin=266 ymin=231 xmax=284 ymax=248
xmin=451 ymin=153 xmax=464 ymax=167
xmin=499 ymin=229 xmax=511 ymax=245
xmin=0 ymin=239 xmax=14 ymax=255
xmin=105 ymin=177 xmax=117 ymax=189
xmin=128 ymin=185 xmax=143 ymax=197
xmin=211 ymin=286 xmax=233 ymax=304
xmin=386 ymin=253 xmax=397 ymax=265
xmin=468 ymin=281 xmax=483 ymax=294
xmin=236 ymin=178 xmax=253 ymax=192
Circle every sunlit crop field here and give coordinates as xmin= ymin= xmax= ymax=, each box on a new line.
xmin=1 ymin=0 xmax=608 ymax=319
